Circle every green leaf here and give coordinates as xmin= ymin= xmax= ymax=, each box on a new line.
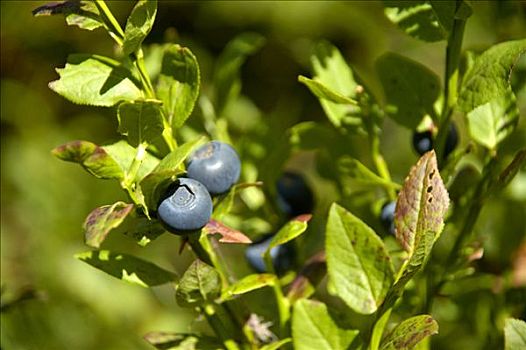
xmin=122 ymin=216 xmax=165 ymax=246
xmin=337 ymin=156 xmax=401 ymax=189
xmin=266 ymin=215 xmax=311 ymax=252
xmin=212 ymin=182 xmax=263 ymax=221
xmin=83 ymin=202 xmax=134 ymax=248
xmin=32 ymin=1 xmax=104 ymax=31
xmin=260 ymin=339 xmax=292 ymax=350
xmin=219 ymin=274 xmax=276 ymax=302
xmin=292 ymin=299 xmax=360 ymax=350
xmin=157 ymin=44 xmax=200 ymax=128
xmin=213 ymin=32 xmax=266 ymax=116
xmin=76 ymin=250 xmax=176 ymax=287
xmin=52 ymin=140 xmax=125 ymax=179
xmin=144 ymin=332 xmax=222 ymax=350
xmin=459 ymin=39 xmax=526 ymax=113
xmin=370 ymin=309 xmax=392 ymax=350
xmin=492 ymin=149 xmax=526 ymax=193
xmin=117 ymin=100 xmax=164 ymax=147
xmin=102 ymin=140 xmax=159 ymax=181
xmin=380 ymin=315 xmax=438 ymax=350
xmin=49 ymin=54 xmax=143 ymax=106
xmin=393 ymin=151 xmax=449 ymax=289
xmin=383 ymin=1 xmax=450 ymax=42
xmin=308 ymin=41 xmax=360 ymax=128
xmin=154 ymin=137 xmax=205 ymax=173
xmin=298 ymin=76 xmax=358 ymax=105
xmin=466 ymin=85 xmax=520 ymax=150
xmin=122 ymin=0 xmax=157 ymax=55
xmin=326 ymin=203 xmax=394 ymax=314
xmin=176 ymin=260 xmax=221 ymax=307
xmin=376 ymin=52 xmax=441 ymax=128
xmin=504 ymin=318 xmax=526 ymax=350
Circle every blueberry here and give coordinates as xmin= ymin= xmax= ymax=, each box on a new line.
xmin=245 ymin=234 xmax=295 ymax=274
xmin=380 ymin=201 xmax=396 ymax=236
xmin=187 ymin=141 xmax=241 ymax=195
xmin=412 ymin=130 xmax=434 ymax=156
xmin=412 ymin=123 xmax=459 ymax=158
xmin=276 ymin=172 xmax=314 ymax=218
xmin=157 ymin=178 xmax=213 ymax=233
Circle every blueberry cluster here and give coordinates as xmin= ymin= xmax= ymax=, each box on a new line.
xmin=245 ymin=172 xmax=314 ymax=273
xmin=157 ymin=141 xmax=241 ymax=234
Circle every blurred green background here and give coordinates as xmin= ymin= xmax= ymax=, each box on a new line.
xmin=1 ymin=1 xmax=525 ymax=349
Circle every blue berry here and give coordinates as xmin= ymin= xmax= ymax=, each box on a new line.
xmin=276 ymin=172 xmax=314 ymax=218
xmin=187 ymin=141 xmax=241 ymax=195
xmin=412 ymin=130 xmax=433 ymax=155
xmin=157 ymin=178 xmax=213 ymax=233
xmin=380 ymin=201 xmax=396 ymax=236
xmin=245 ymin=234 xmax=295 ymax=274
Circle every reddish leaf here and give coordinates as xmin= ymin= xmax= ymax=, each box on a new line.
xmin=84 ymin=202 xmax=134 ymax=248
xmin=203 ymin=220 xmax=252 ymax=244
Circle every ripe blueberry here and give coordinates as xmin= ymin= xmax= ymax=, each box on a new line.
xmin=276 ymin=172 xmax=314 ymax=218
xmin=187 ymin=141 xmax=241 ymax=195
xmin=380 ymin=200 xmax=396 ymax=236
xmin=245 ymin=234 xmax=295 ymax=274
xmin=412 ymin=123 xmax=459 ymax=158
xmin=157 ymin=178 xmax=213 ymax=233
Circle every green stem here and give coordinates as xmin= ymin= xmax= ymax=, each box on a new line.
xmin=124 ymin=143 xmax=147 ymax=188
xmin=263 ymin=252 xmax=291 ymax=335
xmin=134 ymin=48 xmax=156 ymax=99
xmin=435 ymin=1 xmax=467 ymax=163
xmin=370 ymin=132 xmax=396 ymax=201
xmin=94 ymin=0 xmax=125 ymax=45
xmin=203 ymin=303 xmax=241 ymax=350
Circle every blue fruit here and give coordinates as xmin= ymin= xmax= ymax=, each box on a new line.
xmin=276 ymin=172 xmax=314 ymax=218
xmin=380 ymin=200 xmax=396 ymax=236
xmin=245 ymin=234 xmax=295 ymax=274
xmin=412 ymin=130 xmax=433 ymax=155
xmin=187 ymin=141 xmax=241 ymax=195
xmin=412 ymin=123 xmax=459 ymax=158
xmin=157 ymin=178 xmax=213 ymax=233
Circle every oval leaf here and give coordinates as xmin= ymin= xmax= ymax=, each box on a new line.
xmin=266 ymin=214 xmax=311 ymax=252
xmin=83 ymin=202 xmax=134 ymax=248
xmin=376 ymin=52 xmax=441 ymax=128
xmin=52 ymin=140 xmax=124 ymax=179
xmin=292 ymin=299 xmax=360 ymax=350
xmin=308 ymin=41 xmax=360 ymax=128
xmin=117 ymin=100 xmax=164 ymax=147
xmin=102 ymin=140 xmax=159 ymax=181
xmin=33 ymin=1 xmax=104 ymax=31
xmin=157 ymin=45 xmax=200 ymax=128
xmin=298 ymin=76 xmax=358 ymax=105
xmin=122 ymin=0 xmax=157 ymax=55
xmin=219 ymin=274 xmax=275 ymax=302
xmin=176 ymin=260 xmax=221 ymax=307
xmin=49 ymin=54 xmax=143 ymax=106
xmin=75 ymin=250 xmax=176 ymax=287
xmin=326 ymin=203 xmax=394 ymax=314
xmin=380 ymin=315 xmax=438 ymax=350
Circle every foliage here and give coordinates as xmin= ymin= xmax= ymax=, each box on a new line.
xmin=1 ymin=1 xmax=525 ymax=350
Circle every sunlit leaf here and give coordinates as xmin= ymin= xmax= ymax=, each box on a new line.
xmin=49 ymin=54 xmax=143 ymax=106
xmin=144 ymin=332 xmax=222 ymax=350
xmin=83 ymin=202 xmax=134 ymax=248
xmin=292 ymin=299 xmax=360 ymax=350
xmin=326 ymin=203 xmax=394 ymax=314
xmin=266 ymin=215 xmax=311 ymax=253
xmin=102 ymin=140 xmax=159 ymax=181
xmin=33 ymin=1 xmax=104 ymax=31
xmin=122 ymin=0 xmax=157 ymax=55
xmin=76 ymin=250 xmax=176 ymax=287
xmin=298 ymin=76 xmax=358 ymax=105
xmin=504 ymin=318 xmax=526 ymax=350
xmin=157 ymin=45 xmax=200 ymax=128
xmin=219 ymin=274 xmax=275 ymax=301
xmin=203 ymin=220 xmax=252 ymax=244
